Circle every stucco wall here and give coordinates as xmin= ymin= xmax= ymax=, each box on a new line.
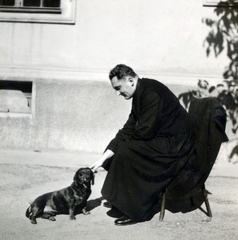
xmin=0 ymin=0 xmax=228 ymax=76
xmin=0 ymin=79 xmax=201 ymax=153
xmin=0 ymin=80 xmax=128 ymax=152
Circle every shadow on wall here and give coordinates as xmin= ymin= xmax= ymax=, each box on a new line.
xmin=179 ymin=0 xmax=238 ymax=161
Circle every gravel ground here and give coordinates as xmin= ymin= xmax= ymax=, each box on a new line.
xmin=0 ymin=144 xmax=238 ymax=240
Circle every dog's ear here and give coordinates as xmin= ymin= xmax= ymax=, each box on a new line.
xmin=73 ymin=170 xmax=79 ymax=185
xmin=91 ymin=170 xmax=95 ymax=185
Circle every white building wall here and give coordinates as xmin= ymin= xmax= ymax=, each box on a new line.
xmin=0 ymin=0 xmax=231 ymax=153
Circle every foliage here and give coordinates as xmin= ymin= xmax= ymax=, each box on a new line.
xmin=179 ymin=1 xmax=238 ymax=160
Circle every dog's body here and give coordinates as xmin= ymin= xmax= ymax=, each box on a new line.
xmin=26 ymin=167 xmax=94 ymax=224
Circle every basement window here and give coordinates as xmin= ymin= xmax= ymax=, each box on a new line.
xmin=0 ymin=80 xmax=33 ymax=114
xmin=0 ymin=0 xmax=76 ymax=24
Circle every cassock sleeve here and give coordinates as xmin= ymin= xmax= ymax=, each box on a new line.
xmin=131 ymin=91 xmax=162 ymax=140
xmin=106 ymin=91 xmax=162 ymax=152
xmin=106 ymin=108 xmax=136 ymax=152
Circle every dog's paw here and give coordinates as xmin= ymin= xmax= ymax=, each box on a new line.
xmin=49 ymin=216 xmax=56 ymax=221
xmin=83 ymin=211 xmax=91 ymax=215
xmin=82 ymin=207 xmax=90 ymax=215
xmin=31 ymin=219 xmax=37 ymax=224
xmin=202 ymin=216 xmax=212 ymax=222
xmin=69 ymin=216 xmax=76 ymax=220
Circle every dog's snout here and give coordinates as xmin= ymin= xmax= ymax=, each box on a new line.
xmin=75 ymin=168 xmax=94 ymax=185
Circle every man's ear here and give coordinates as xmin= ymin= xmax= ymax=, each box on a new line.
xmin=128 ymin=77 xmax=134 ymax=86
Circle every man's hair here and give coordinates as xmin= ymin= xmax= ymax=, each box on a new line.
xmin=109 ymin=64 xmax=137 ymax=80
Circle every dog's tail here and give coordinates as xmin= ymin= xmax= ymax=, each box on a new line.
xmin=25 ymin=206 xmax=32 ymax=218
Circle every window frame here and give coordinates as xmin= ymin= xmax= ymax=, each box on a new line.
xmin=203 ymin=0 xmax=238 ymax=6
xmin=0 ymin=0 xmax=76 ymax=24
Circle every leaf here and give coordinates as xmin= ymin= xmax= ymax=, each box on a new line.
xmin=223 ymin=70 xmax=231 ymax=79
xmin=221 ymin=92 xmax=237 ymax=110
xmin=222 ymin=16 xmax=231 ymax=32
xmin=227 ymin=40 xmax=235 ymax=59
xmin=232 ymin=117 xmax=237 ymax=126
xmin=222 ymin=30 xmax=229 ymax=36
xmin=198 ymin=79 xmax=209 ymax=89
xmin=232 ymin=128 xmax=236 ymax=134
xmin=214 ymin=6 xmax=224 ymax=16
xmin=214 ymin=31 xmax=224 ymax=56
xmin=206 ymin=47 xmax=210 ymax=57
xmin=229 ymin=144 xmax=238 ymax=159
xmin=209 ymin=86 xmax=216 ymax=93
xmin=203 ymin=18 xmax=216 ymax=27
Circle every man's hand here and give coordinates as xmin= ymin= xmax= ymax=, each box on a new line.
xmin=90 ymin=159 xmax=104 ymax=172
xmin=89 ymin=149 xmax=114 ymax=172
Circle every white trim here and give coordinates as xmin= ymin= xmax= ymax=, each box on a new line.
xmin=0 ymin=66 xmax=225 ymax=87
xmin=0 ymin=112 xmax=33 ymax=118
xmin=0 ymin=0 xmax=76 ymax=24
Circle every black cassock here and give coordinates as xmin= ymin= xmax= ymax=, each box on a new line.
xmin=101 ymin=78 xmax=196 ymax=221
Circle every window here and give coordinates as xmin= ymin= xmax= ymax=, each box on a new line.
xmin=0 ymin=0 xmax=61 ymax=13
xmin=0 ymin=0 xmax=76 ymax=24
xmin=0 ymin=80 xmax=34 ymax=116
xmin=203 ymin=0 xmax=238 ymax=6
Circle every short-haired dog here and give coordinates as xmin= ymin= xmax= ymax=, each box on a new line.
xmin=25 ymin=167 xmax=94 ymax=224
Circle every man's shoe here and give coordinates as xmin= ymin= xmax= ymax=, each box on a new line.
xmin=114 ymin=215 xmax=137 ymax=226
xmin=107 ymin=206 xmax=124 ymax=218
xmin=103 ymin=201 xmax=112 ymax=208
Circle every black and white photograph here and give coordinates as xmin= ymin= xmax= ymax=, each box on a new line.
xmin=0 ymin=1 xmax=238 ymax=239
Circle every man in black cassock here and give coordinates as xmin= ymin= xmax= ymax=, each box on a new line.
xmin=90 ymin=64 xmax=195 ymax=226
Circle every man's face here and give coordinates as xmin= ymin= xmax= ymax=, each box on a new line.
xmin=111 ymin=76 xmax=135 ymax=100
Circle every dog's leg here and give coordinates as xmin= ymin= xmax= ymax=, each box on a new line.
xmin=41 ymin=212 xmax=56 ymax=221
xmin=29 ymin=205 xmax=44 ymax=224
xmin=68 ymin=202 xmax=76 ymax=220
xmin=28 ymin=198 xmax=48 ymax=224
xmin=82 ymin=207 xmax=90 ymax=215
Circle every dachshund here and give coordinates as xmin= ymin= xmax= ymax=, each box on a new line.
xmin=25 ymin=167 xmax=94 ymax=224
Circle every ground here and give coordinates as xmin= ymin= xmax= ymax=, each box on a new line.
xmin=0 ymin=141 xmax=238 ymax=240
